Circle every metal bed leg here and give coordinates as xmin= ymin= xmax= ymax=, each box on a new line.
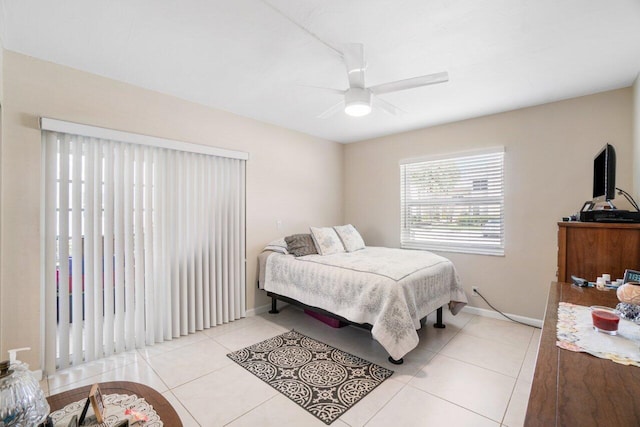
xmin=269 ymin=297 xmax=279 ymax=314
xmin=434 ymin=306 xmax=446 ymax=329
xmin=388 ymin=356 xmax=404 ymax=365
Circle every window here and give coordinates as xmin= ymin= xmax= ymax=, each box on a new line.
xmin=400 ymin=147 xmax=505 ymax=256
xmin=41 ymin=118 xmax=247 ymax=372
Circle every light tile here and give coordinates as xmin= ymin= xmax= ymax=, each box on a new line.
xmin=298 ymin=322 xmax=439 ymax=384
xmin=48 ymin=350 xmax=143 ymax=390
xmin=201 ymin=316 xmax=260 ymax=339
xmin=137 ymin=332 xmax=210 ymax=359
xmin=226 ymin=393 xmax=349 ymax=427
xmin=306 ymin=323 xmax=437 ymax=384
xmin=161 ymin=390 xmax=200 ymax=427
xmin=39 ymin=306 xmax=540 ymax=427
xmin=440 ymin=332 xmax=527 ymax=377
xmin=366 ymin=385 xmax=499 ymax=427
xmin=339 ymin=378 xmax=405 ymax=427
xmin=256 ymin=306 xmax=314 ymax=331
xmin=431 ymin=307 xmax=475 ymax=329
xmin=146 ymin=338 xmax=233 ymax=388
xmin=503 ymin=379 xmax=533 ymax=427
xmin=172 ymin=363 xmax=278 ymax=426
xmin=367 ymin=346 xmax=437 ymax=384
xmin=96 ymin=362 xmax=169 ymax=392
xmin=519 ymin=329 xmax=541 ymax=382
xmin=414 ymin=320 xmax=463 ymax=353
xmin=212 ymin=321 xmax=289 ymax=351
xmin=409 ymin=355 xmax=515 ymax=422
xmin=49 ymin=360 xmax=168 ymax=395
xmin=461 ymin=316 xmax=534 ymax=350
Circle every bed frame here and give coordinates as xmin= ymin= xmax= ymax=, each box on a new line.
xmin=266 ymin=291 xmax=446 ymax=365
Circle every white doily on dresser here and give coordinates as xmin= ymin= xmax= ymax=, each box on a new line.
xmin=49 ymin=393 xmax=163 ymax=426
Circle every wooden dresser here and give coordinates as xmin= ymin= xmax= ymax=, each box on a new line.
xmin=557 ymin=222 xmax=640 ymax=282
xmin=525 ymin=282 xmax=640 ymax=426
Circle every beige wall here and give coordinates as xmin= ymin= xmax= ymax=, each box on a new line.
xmin=633 ymin=74 xmax=640 ymax=200
xmin=0 ymin=41 xmax=4 ymax=357
xmin=0 ymin=39 xmax=4 ymax=102
xmin=0 ymin=51 xmax=343 ymax=367
xmin=344 ymin=89 xmax=634 ymax=320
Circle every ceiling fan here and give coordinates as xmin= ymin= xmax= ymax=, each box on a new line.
xmin=316 ymin=43 xmax=449 ymax=118
xmin=260 ymin=1 xmax=448 ymax=118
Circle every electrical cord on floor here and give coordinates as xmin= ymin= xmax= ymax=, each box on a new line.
xmin=474 ymin=289 xmax=542 ymax=330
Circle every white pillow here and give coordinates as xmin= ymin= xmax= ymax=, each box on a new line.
xmin=333 ymin=224 xmax=365 ymax=252
xmin=309 ymin=226 xmax=345 ymax=256
xmin=264 ymin=237 xmax=289 ymax=254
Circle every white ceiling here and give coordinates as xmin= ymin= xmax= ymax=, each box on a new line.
xmin=1 ymin=0 xmax=639 ymax=143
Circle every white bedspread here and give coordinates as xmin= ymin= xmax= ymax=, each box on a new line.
xmin=263 ymin=247 xmax=467 ymax=360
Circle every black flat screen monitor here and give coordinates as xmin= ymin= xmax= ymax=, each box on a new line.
xmin=592 ymin=143 xmax=616 ymax=202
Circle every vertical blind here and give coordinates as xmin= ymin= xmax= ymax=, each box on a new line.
xmin=400 ymin=147 xmax=505 ymax=256
xmin=42 ymin=122 xmax=246 ymax=372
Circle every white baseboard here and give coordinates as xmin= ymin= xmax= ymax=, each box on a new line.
xmin=30 ymin=369 xmax=43 ymax=381
xmin=462 ymin=305 xmax=543 ymax=328
xmin=245 ymin=304 xmax=270 ymax=317
xmin=245 ymin=301 xmax=289 ymax=317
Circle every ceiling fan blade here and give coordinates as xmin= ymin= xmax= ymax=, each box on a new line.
xmin=261 ymin=0 xmax=343 ymax=58
xmin=373 ymin=96 xmax=405 ymax=116
xmin=317 ymin=100 xmax=345 ymax=119
xmin=300 ymin=85 xmax=345 ymax=95
xmin=369 ymin=71 xmax=449 ymax=95
xmin=343 ymin=43 xmax=366 ymax=89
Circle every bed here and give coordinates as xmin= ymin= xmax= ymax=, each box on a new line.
xmin=258 ymin=245 xmax=468 ymax=364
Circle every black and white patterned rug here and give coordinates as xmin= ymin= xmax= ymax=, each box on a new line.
xmin=226 ymin=330 xmax=394 ymax=425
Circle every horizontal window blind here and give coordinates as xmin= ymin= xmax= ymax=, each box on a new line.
xmin=400 ymin=148 xmax=505 ymax=256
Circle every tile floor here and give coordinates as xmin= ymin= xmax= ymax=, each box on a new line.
xmin=41 ymin=307 xmax=541 ymax=427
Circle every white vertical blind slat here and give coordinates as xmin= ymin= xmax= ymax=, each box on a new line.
xmin=152 ymin=150 xmax=165 ymax=342
xmin=201 ymin=155 xmax=211 ymax=328
xmin=160 ymin=151 xmax=171 ymax=340
xmin=114 ymin=144 xmax=126 ymax=353
xmin=207 ymin=158 xmax=219 ymax=326
xmin=124 ymin=145 xmax=135 ymax=350
xmin=103 ymin=142 xmax=115 ymax=357
xmin=215 ymin=162 xmax=223 ymax=324
xmin=229 ymin=160 xmax=237 ymax=320
xmin=92 ymin=139 xmax=104 ymax=359
xmin=84 ymin=139 xmax=96 ymax=363
xmin=195 ymin=155 xmax=204 ymax=331
xmin=179 ymin=152 xmax=188 ymax=335
xmin=239 ymin=161 xmax=246 ymax=316
xmin=43 ymin=132 xmax=58 ymax=373
xmin=170 ymin=151 xmax=180 ymax=338
xmin=71 ymin=138 xmax=83 ymax=365
xmin=58 ymin=134 xmax=71 ymax=369
xmin=143 ymin=148 xmax=155 ymax=345
xmin=187 ymin=153 xmax=196 ymax=333
xmin=134 ymin=146 xmax=146 ymax=347
xmin=223 ymin=160 xmax=230 ymax=323
xmin=43 ymin=129 xmax=246 ymax=372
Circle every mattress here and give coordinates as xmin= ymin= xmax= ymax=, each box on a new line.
xmin=259 ymin=246 xmax=468 ymax=360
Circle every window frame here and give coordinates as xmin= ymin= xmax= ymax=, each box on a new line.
xmin=400 ymin=147 xmax=505 ymax=256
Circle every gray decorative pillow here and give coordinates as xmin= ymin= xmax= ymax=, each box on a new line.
xmin=333 ymin=224 xmax=365 ymax=252
xmin=284 ymin=234 xmax=318 ymax=257
xmin=310 ymin=226 xmax=345 ymax=256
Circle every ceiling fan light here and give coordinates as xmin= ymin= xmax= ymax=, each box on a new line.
xmin=345 ymin=102 xmax=372 ymax=117
xmin=344 ymin=88 xmax=372 ymax=117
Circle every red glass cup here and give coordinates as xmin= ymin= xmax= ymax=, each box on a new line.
xmin=590 ymin=306 xmax=621 ymax=335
